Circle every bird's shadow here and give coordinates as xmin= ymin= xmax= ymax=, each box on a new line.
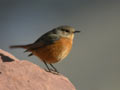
xmin=0 ymin=53 xmax=14 ymax=62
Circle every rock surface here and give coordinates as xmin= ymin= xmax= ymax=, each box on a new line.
xmin=0 ymin=49 xmax=76 ymax=90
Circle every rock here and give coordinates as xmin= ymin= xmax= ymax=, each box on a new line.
xmin=0 ymin=49 xmax=76 ymax=90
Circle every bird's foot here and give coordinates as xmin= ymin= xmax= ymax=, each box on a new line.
xmin=44 ymin=68 xmax=59 ymax=75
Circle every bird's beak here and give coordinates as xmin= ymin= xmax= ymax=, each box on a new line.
xmin=74 ymin=31 xmax=80 ymax=33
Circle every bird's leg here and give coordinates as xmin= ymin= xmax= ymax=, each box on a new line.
xmin=43 ymin=61 xmax=51 ymax=72
xmin=50 ymin=64 xmax=59 ymax=73
xmin=43 ymin=61 xmax=59 ymax=74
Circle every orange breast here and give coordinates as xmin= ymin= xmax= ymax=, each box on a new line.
xmin=33 ymin=37 xmax=73 ymax=64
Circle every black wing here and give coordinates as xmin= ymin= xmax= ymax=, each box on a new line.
xmin=25 ymin=33 xmax=60 ymax=52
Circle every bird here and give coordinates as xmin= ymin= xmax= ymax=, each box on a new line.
xmin=10 ymin=25 xmax=80 ymax=73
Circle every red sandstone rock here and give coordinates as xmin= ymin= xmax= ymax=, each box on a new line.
xmin=0 ymin=49 xmax=76 ymax=90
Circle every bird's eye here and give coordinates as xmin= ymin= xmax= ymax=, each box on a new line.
xmin=61 ymin=29 xmax=70 ymax=33
xmin=65 ymin=30 xmax=69 ymax=32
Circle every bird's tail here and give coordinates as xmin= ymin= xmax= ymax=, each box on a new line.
xmin=9 ymin=44 xmax=33 ymax=49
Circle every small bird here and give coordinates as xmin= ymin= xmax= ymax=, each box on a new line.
xmin=10 ymin=25 xmax=80 ymax=73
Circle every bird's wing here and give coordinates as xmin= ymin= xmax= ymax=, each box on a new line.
xmin=25 ymin=34 xmax=60 ymax=52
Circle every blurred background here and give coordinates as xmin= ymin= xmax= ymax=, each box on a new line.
xmin=0 ymin=0 xmax=120 ymax=90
